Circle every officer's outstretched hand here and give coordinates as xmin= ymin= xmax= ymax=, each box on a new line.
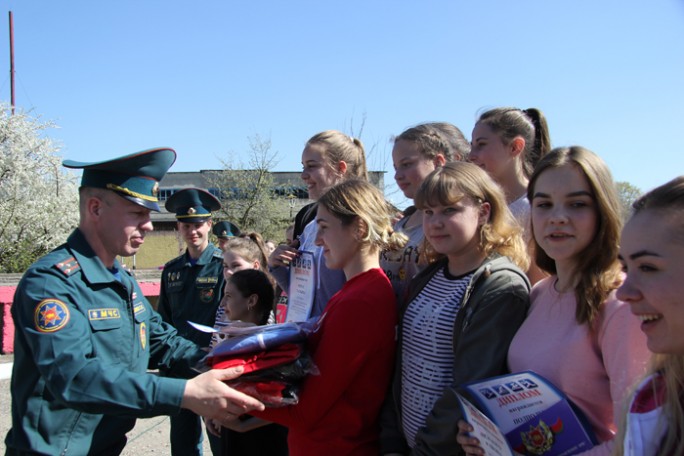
xmin=181 ymin=366 xmax=265 ymax=420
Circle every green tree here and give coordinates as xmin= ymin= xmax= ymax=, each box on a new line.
xmin=0 ymin=105 xmax=79 ymax=272
xmin=615 ymin=181 xmax=642 ymax=221
xmin=208 ymin=134 xmax=288 ymax=240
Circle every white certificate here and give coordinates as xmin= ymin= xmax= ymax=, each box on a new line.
xmin=285 ymin=251 xmax=315 ymax=322
xmin=457 ymin=394 xmax=514 ymax=456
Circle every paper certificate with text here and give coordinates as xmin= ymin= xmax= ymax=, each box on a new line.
xmin=457 ymin=371 xmax=596 ymax=456
xmin=285 ymin=251 xmax=315 ymax=322
xmin=457 ymin=394 xmax=514 ymax=456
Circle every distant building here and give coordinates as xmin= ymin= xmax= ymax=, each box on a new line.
xmin=127 ymin=170 xmax=385 ymax=270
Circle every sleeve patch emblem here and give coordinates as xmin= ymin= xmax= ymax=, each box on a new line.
xmin=140 ymin=322 xmax=147 ymax=350
xmin=34 ymin=299 xmax=70 ymax=333
xmin=200 ymin=288 xmax=215 ymax=302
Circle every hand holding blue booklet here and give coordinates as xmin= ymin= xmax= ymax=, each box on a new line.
xmin=456 ymin=371 xmax=596 ymax=456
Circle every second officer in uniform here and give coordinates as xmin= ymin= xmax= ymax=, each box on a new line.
xmin=158 ymin=187 xmax=225 ymax=455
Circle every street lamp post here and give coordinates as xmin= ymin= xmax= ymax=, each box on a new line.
xmin=288 ymin=194 xmax=296 ymax=219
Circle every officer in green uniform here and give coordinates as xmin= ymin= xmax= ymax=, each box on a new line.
xmin=212 ymin=220 xmax=241 ymax=251
xmin=5 ymin=148 xmax=263 ymax=456
xmin=158 ymin=188 xmax=225 ymax=455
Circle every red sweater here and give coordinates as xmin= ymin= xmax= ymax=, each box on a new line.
xmin=254 ymin=268 xmax=397 ymax=455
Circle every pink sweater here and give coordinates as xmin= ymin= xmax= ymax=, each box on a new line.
xmin=508 ymin=277 xmax=651 ymax=456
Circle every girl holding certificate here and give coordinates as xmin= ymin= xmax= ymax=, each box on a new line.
xmin=268 ymin=130 xmax=368 ymax=319
xmin=457 ymin=147 xmax=651 ymax=455
xmin=612 ymin=176 xmax=684 ymax=456
xmin=380 ymin=161 xmax=531 ymax=455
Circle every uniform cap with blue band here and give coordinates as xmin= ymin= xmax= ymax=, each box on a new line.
xmin=62 ymin=147 xmax=176 ymax=212
xmin=165 ymin=188 xmax=221 ymax=223
xmin=212 ymin=221 xmax=241 ymax=239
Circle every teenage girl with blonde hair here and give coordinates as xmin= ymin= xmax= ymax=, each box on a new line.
xmin=381 ymin=161 xmax=531 ymax=455
xmin=225 ymin=179 xmax=407 ymax=455
xmin=269 ymin=130 xmax=367 ymax=319
xmin=613 ymin=176 xmax=684 ymax=456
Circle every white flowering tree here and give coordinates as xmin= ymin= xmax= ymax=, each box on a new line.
xmin=0 ymin=104 xmax=79 ymax=272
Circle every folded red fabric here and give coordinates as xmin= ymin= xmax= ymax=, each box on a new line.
xmin=209 ymin=343 xmax=303 ymax=373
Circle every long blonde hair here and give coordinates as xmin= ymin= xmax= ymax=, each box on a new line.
xmin=414 ymin=161 xmax=529 ymax=270
xmin=317 ymin=179 xmax=407 ymax=253
xmin=613 ymin=176 xmax=684 ymax=455
xmin=306 ymin=130 xmax=368 ymax=182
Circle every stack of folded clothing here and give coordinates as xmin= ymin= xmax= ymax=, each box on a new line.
xmin=201 ymin=320 xmax=319 ymax=407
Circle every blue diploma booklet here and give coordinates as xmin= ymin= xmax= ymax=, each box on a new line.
xmin=457 ymin=371 xmax=596 ymax=456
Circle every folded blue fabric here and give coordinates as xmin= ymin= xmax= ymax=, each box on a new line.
xmin=209 ymin=319 xmax=319 ymax=358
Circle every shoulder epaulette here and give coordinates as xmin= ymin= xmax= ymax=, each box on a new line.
xmin=212 ymin=249 xmax=223 ymax=259
xmin=54 ymin=256 xmax=81 ymax=276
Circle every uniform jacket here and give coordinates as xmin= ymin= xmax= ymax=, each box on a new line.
xmin=5 ymin=229 xmax=205 ymax=455
xmin=157 ymin=243 xmax=224 ymax=347
xmin=380 ymin=255 xmax=531 ymax=456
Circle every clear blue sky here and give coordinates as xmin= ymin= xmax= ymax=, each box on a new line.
xmin=1 ymin=0 xmax=682 ymax=208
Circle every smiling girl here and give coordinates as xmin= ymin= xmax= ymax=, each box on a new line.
xmin=222 ymin=269 xmax=274 ymax=325
xmin=207 ymin=235 xmax=289 ymax=456
xmin=380 ymin=161 xmax=531 ymax=455
xmin=269 ymin=130 xmax=367 ymax=319
xmin=613 ymin=176 xmax=684 ymax=455
xmin=221 ymin=233 xmax=270 ymax=279
xmin=211 ymin=232 xmax=273 ymax=348
xmin=457 ymin=147 xmax=651 ymax=455
xmin=381 ymin=123 xmax=470 ymax=301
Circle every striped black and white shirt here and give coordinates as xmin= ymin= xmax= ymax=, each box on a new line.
xmin=400 ymin=265 xmax=473 ymax=448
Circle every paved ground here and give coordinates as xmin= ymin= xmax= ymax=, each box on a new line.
xmin=0 ymin=354 xmax=212 ymax=455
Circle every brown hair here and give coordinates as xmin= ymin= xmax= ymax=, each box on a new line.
xmin=631 ymin=175 xmax=684 ymax=244
xmin=477 ymin=107 xmax=551 ymax=178
xmin=228 ymin=269 xmax=275 ymax=326
xmin=527 ymin=146 xmax=622 ymax=325
xmin=224 ymin=232 xmax=269 ymax=273
xmin=396 ymin=123 xmax=470 ymax=162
